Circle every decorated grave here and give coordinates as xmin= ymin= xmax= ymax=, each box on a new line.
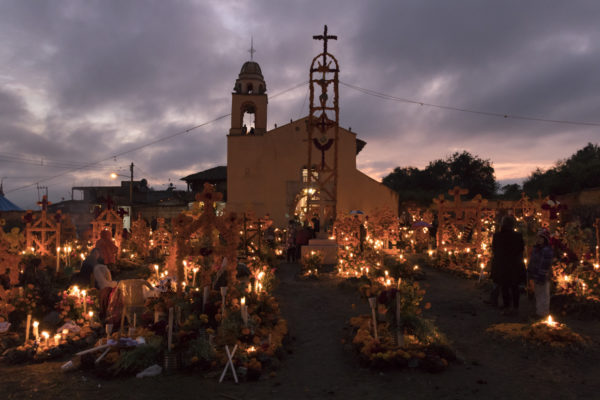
xmin=327 ymin=209 xmax=455 ymax=372
xmin=487 ymin=315 xmax=588 ymax=348
xmin=0 ymin=184 xmax=288 ymax=381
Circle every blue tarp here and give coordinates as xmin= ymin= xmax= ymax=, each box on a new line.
xmin=0 ymin=195 xmax=23 ymax=211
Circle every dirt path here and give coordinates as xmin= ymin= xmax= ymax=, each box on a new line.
xmin=2 ymin=264 xmax=600 ymax=399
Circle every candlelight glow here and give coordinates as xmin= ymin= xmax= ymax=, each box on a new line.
xmin=545 ymin=315 xmax=558 ymax=327
xmin=241 ymin=297 xmax=246 ymax=305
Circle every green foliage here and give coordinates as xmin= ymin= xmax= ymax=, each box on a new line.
xmin=110 ymin=344 xmax=161 ymax=376
xmin=218 ymin=312 xmax=242 ymax=345
xmin=523 ymin=143 xmax=600 ymax=197
xmin=500 ymin=183 xmax=523 ymax=200
xmin=383 ymin=151 xmax=497 ymax=206
xmin=184 ymin=336 xmax=214 ymax=366
xmin=301 ymin=251 xmax=323 ymax=274
xmin=401 ymin=314 xmax=448 ymax=345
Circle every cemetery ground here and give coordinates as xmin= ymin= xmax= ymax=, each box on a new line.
xmin=2 ymin=264 xmax=599 ymax=400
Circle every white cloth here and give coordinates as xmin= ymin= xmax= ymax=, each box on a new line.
xmin=93 ymin=264 xmax=117 ymax=290
xmin=535 ymin=280 xmax=550 ymax=317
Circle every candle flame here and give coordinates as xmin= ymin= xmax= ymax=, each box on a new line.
xmin=545 ymin=315 xmax=558 ymax=327
xmin=241 ymin=297 xmax=245 ymax=305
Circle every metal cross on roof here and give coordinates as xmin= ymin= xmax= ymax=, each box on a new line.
xmin=248 ymin=36 xmax=256 ymax=61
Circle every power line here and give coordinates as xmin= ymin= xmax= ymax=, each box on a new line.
xmin=340 ymin=81 xmax=600 ymax=128
xmin=6 ymin=81 xmax=308 ymax=194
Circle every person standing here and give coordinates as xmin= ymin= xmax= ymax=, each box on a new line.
xmin=95 ymin=229 xmax=118 ymax=269
xmin=286 ymin=220 xmax=297 ymax=263
xmin=491 ymin=216 xmax=525 ymax=315
xmin=72 ymin=248 xmax=99 ymax=287
xmin=528 ymin=229 xmax=554 ymax=317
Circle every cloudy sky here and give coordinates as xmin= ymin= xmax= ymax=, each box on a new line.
xmin=1 ymin=0 xmax=599 ymax=208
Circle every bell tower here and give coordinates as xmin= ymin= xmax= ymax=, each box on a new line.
xmin=229 ymin=41 xmax=268 ymax=136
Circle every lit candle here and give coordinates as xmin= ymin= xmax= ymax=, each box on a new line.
xmin=62 ymin=329 xmax=68 ymax=339
xmin=81 ymin=290 xmax=87 ymax=314
xmin=41 ymin=331 xmax=49 ymax=348
xmin=192 ymin=267 xmax=199 ymax=287
xmin=241 ymin=297 xmax=248 ymax=327
xmin=56 ymin=247 xmax=61 ymax=274
xmin=154 ymin=264 xmax=159 ymax=279
xmin=88 ymin=311 xmax=94 ymax=320
xmin=54 ymin=334 xmax=61 ymax=347
xmin=545 ymin=315 xmax=558 ymax=327
xmin=33 ymin=321 xmax=39 ymax=342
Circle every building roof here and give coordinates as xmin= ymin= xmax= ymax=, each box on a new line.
xmin=181 ymin=166 xmax=227 ymax=182
xmin=239 ymin=61 xmax=263 ymax=79
xmin=0 ymin=194 xmax=23 ymax=211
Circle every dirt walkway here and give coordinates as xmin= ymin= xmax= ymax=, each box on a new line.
xmin=2 ymin=264 xmax=600 ymax=399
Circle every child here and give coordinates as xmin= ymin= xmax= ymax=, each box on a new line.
xmin=528 ymin=229 xmax=554 ymax=317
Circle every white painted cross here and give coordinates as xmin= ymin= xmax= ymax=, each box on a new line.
xmin=219 ymin=344 xmax=238 ymax=383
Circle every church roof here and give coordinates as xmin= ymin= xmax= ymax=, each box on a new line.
xmin=239 ymin=61 xmax=264 ymax=80
xmin=181 ymin=166 xmax=227 ymax=182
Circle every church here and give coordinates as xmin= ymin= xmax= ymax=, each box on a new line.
xmin=207 ymin=28 xmax=398 ymax=228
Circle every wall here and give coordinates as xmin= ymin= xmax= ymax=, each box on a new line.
xmin=227 ymin=118 xmax=398 ymax=227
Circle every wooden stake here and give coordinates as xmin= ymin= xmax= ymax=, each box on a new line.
xmin=167 ymin=307 xmax=174 ymax=351
xmin=368 ymin=297 xmax=378 ymax=340
xmin=25 ymin=314 xmax=31 ymax=343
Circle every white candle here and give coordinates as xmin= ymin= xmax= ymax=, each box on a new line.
xmin=192 ymin=267 xmax=199 ymax=287
xmin=54 ymin=334 xmax=61 ymax=347
xmin=154 ymin=264 xmax=159 ymax=279
xmin=62 ymin=329 xmax=68 ymax=339
xmin=41 ymin=331 xmax=49 ymax=348
xmin=56 ymin=247 xmax=61 ymax=274
xmin=25 ymin=314 xmax=31 ymax=342
xmin=33 ymin=321 xmax=39 ymax=342
xmin=81 ymin=290 xmax=87 ymax=314
xmin=241 ymin=297 xmax=248 ymax=327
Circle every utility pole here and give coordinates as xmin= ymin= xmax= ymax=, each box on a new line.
xmin=129 ymin=162 xmax=134 ymax=207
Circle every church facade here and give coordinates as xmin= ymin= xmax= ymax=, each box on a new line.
xmin=225 ymin=53 xmax=398 ymax=228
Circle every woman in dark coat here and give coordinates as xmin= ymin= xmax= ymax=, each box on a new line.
xmin=491 ymin=216 xmax=525 ymax=313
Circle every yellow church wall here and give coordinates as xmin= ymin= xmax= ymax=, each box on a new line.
xmin=227 ymin=119 xmax=398 ymax=227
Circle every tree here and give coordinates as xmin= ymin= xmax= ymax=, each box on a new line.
xmin=383 ymin=151 xmax=497 ymax=206
xmin=523 ymin=143 xmax=600 ymax=197
xmin=500 ymin=183 xmax=522 ymax=200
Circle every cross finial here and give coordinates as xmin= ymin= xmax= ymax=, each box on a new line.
xmin=37 ymin=194 xmax=51 ymax=211
xmin=313 ymin=25 xmax=337 ymax=57
xmin=248 ymin=36 xmax=256 ymax=61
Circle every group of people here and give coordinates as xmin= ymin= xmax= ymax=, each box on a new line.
xmin=285 ymin=216 xmax=325 ymax=263
xmin=490 ymin=215 xmax=554 ymax=318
